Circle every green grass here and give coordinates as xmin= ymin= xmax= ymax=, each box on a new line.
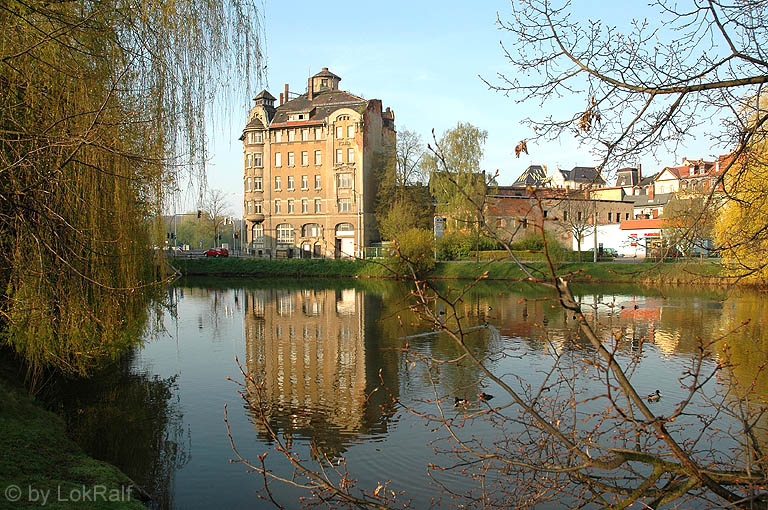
xmin=0 ymin=369 xmax=145 ymax=509
xmin=172 ymin=257 xmax=731 ymax=286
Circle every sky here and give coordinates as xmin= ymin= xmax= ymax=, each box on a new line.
xmin=192 ymin=0 xmax=720 ymax=216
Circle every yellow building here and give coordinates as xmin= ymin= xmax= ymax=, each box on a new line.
xmin=241 ymin=68 xmax=395 ymax=258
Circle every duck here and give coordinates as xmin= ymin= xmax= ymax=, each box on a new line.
xmin=454 ymin=397 xmax=470 ymax=407
xmin=647 ymin=390 xmax=661 ymax=402
xmin=478 ymin=392 xmax=494 ymax=402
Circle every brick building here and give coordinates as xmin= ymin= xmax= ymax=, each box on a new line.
xmin=486 ymin=188 xmax=633 ymax=248
xmin=241 ymin=68 xmax=395 ymax=258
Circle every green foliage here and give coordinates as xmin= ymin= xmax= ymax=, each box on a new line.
xmin=0 ymin=0 xmax=263 ymax=374
xmin=424 ymin=122 xmax=489 ymax=229
xmin=436 ymin=231 xmax=500 ymax=260
xmin=385 ymin=228 xmax=436 ymax=276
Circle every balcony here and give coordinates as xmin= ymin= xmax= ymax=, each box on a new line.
xmin=245 ymin=213 xmax=265 ymax=224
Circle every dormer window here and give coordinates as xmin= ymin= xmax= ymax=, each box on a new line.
xmin=288 ymin=113 xmax=308 ymax=121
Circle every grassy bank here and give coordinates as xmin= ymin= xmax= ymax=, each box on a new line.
xmin=173 ymin=257 xmax=730 ymax=285
xmin=0 ymin=366 xmax=146 ymax=510
xmin=173 ymin=257 xmax=390 ymax=278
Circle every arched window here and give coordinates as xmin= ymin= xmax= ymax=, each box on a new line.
xmin=302 ymin=223 xmax=322 ymax=237
xmin=336 ymin=223 xmax=354 ymax=235
xmin=252 ymin=224 xmax=264 ymax=242
xmin=276 ymin=224 xmax=294 ymax=242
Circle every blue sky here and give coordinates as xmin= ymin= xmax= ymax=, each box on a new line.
xmin=196 ymin=0 xmax=718 ymax=215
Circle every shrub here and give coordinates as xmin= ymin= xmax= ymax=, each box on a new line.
xmin=386 ymin=228 xmax=435 ymax=276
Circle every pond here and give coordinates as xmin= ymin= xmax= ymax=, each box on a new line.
xmin=50 ymin=278 xmax=768 ymax=509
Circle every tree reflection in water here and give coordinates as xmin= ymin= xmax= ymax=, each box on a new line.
xmin=44 ymin=349 xmax=188 ymax=510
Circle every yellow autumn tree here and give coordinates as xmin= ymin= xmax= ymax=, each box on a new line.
xmin=716 ymin=107 xmax=768 ymax=282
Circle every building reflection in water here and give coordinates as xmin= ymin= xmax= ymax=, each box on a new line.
xmin=243 ymin=287 xmax=385 ymax=456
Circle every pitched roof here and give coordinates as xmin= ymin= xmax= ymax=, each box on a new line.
xmin=570 ymin=166 xmax=605 ymax=184
xmin=616 ymin=167 xmax=639 ymax=187
xmin=312 ymin=67 xmax=341 ymax=80
xmin=253 ymin=89 xmax=276 ymax=101
xmin=630 ymin=192 xmax=674 ymax=207
xmin=512 ymin=165 xmax=548 ymax=187
xmin=270 ymin=90 xmax=366 ymax=125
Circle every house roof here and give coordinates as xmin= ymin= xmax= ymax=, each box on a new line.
xmin=638 ymin=172 xmax=658 ymax=187
xmin=270 ymin=90 xmax=367 ymax=125
xmin=630 ymin=192 xmax=674 ymax=207
xmin=312 ymin=67 xmax=341 ymax=80
xmin=253 ymin=89 xmax=276 ymax=101
xmin=512 ymin=165 xmax=548 ymax=187
xmin=571 ymin=166 xmax=604 ymax=182
xmin=616 ymin=167 xmax=639 ymax=187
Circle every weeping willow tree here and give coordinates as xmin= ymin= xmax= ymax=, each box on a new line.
xmin=0 ymin=0 xmax=263 ymax=377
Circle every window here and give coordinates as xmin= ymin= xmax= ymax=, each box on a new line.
xmin=245 ymin=178 xmax=252 ymax=192
xmin=274 ymin=176 xmax=281 ymax=190
xmin=336 ymin=149 xmax=343 ymax=163
xmin=254 ymin=177 xmax=262 ymax=191
xmin=337 ymin=173 xmax=352 ymax=188
xmin=577 ymin=211 xmax=582 ymax=221
xmin=625 ymin=213 xmax=630 ymax=220
xmin=254 ymin=201 xmax=262 ymax=214
xmin=321 ymin=78 xmax=328 ymax=87
xmin=287 ymin=199 xmax=294 ymax=213
xmin=301 ymin=129 xmax=309 ymax=141
xmin=301 ymin=151 xmax=308 ymax=166
xmin=608 ymin=212 xmax=613 ymax=222
xmin=287 ymin=176 xmax=294 ymax=190
xmin=347 ymin=125 xmax=354 ymax=138
xmin=249 ymin=132 xmax=262 ymax=144
xmin=314 ymin=198 xmax=322 ymax=213
xmin=274 ymin=200 xmax=281 ymax=213
xmin=563 ymin=211 xmax=568 ymax=221
xmin=543 ymin=210 xmax=548 ymax=218
xmin=347 ymin=148 xmax=354 ymax=162
xmin=275 ymin=152 xmax=282 ymax=167
xmin=275 ymin=131 xmax=282 ymax=143
xmin=301 ymin=175 xmax=308 ymax=190
xmin=247 ymin=201 xmax=253 ymax=214
xmin=337 ymin=198 xmax=352 ymax=212
xmin=301 ymin=199 xmax=308 ymax=213
xmin=276 ymin=224 xmax=294 ymax=242
xmin=314 ymin=174 xmax=321 ymax=189
xmin=315 ymin=128 xmax=322 ymax=140
xmin=288 ymin=152 xmax=295 ymax=167
xmin=336 ymin=126 xmax=343 ymax=138
xmin=288 ymin=130 xmax=295 ymax=142
xmin=314 ymin=150 xmax=322 ymax=165
xmin=303 ymin=224 xmax=321 ymax=237
xmin=253 ymin=223 xmax=264 ymax=241
xmin=246 ymin=153 xmax=253 ymax=168
xmin=519 ymin=218 xmax=528 ymax=229
xmin=254 ymin=153 xmax=262 ymax=167
xmin=616 ymin=212 xmax=621 ymax=223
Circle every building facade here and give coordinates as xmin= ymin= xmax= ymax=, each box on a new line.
xmin=241 ymin=68 xmax=395 ymax=258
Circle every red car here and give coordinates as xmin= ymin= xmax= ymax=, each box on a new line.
xmin=204 ymin=248 xmax=229 ymax=257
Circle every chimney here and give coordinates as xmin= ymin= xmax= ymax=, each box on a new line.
xmin=284 ymin=83 xmax=289 ymax=103
xmin=648 ymin=185 xmax=655 ymax=201
xmin=279 ymin=92 xmax=283 ymax=106
xmin=308 ymin=77 xmax=313 ymax=101
xmin=637 ymin=163 xmax=642 ymax=181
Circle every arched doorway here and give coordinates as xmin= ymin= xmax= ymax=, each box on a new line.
xmin=334 ymin=223 xmax=355 ymax=259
